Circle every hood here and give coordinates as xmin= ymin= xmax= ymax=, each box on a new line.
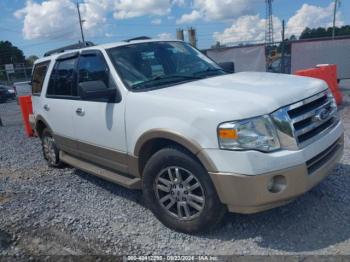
xmin=148 ymin=72 xmax=328 ymax=120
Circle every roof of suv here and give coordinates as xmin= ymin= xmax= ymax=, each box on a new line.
xmin=35 ymin=39 xmax=181 ymax=65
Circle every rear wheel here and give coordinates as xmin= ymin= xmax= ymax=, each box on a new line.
xmin=41 ymin=128 xmax=63 ymax=168
xmin=143 ymin=147 xmax=226 ymax=233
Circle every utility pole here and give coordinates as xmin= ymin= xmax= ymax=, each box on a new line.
xmin=332 ymin=0 xmax=340 ymax=39
xmin=76 ymin=2 xmax=86 ymax=46
xmin=265 ymin=0 xmax=274 ymax=47
xmin=281 ymin=20 xmax=286 ymax=74
xmin=265 ymin=0 xmax=274 ymax=71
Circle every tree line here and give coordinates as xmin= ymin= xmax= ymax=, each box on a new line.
xmin=0 ymin=41 xmax=38 ymax=67
xmin=299 ymin=25 xmax=350 ymax=40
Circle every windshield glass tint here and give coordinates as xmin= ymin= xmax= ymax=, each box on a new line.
xmin=108 ymin=41 xmax=224 ymax=90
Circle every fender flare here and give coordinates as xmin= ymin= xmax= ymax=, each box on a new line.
xmin=134 ymin=129 xmax=218 ymax=173
xmin=34 ymin=115 xmax=53 ymax=137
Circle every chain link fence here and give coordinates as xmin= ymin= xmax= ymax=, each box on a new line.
xmin=0 ymin=64 xmax=32 ymax=86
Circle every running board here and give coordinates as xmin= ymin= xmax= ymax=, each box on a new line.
xmin=60 ymin=151 xmax=141 ymax=189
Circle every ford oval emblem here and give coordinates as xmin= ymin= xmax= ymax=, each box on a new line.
xmin=313 ymin=108 xmax=330 ymax=122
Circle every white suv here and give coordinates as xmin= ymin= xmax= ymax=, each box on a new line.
xmin=29 ymin=39 xmax=344 ymax=233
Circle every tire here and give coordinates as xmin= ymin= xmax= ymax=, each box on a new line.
xmin=142 ymin=147 xmax=226 ymax=234
xmin=41 ymin=128 xmax=63 ymax=168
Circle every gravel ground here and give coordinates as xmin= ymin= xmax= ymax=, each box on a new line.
xmin=1 ymin=83 xmax=350 ymax=257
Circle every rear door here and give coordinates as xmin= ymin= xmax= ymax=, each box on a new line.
xmin=72 ymin=50 xmax=127 ymax=173
xmin=40 ymin=53 xmax=79 ymax=156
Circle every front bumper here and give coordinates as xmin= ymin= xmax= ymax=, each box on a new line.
xmin=209 ymin=135 xmax=344 ymax=214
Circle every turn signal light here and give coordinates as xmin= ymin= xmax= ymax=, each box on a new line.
xmin=218 ymin=129 xmax=238 ymax=139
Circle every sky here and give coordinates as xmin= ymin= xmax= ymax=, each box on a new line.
xmin=0 ymin=0 xmax=349 ymax=57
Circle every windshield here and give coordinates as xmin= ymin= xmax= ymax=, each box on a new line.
xmin=108 ymin=41 xmax=225 ymax=90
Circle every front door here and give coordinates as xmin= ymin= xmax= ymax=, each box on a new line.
xmin=72 ymin=50 xmax=128 ymax=173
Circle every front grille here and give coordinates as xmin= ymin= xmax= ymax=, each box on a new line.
xmin=306 ymin=139 xmax=341 ymax=174
xmin=287 ymin=91 xmax=338 ymax=148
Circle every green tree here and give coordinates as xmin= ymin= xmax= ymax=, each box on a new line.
xmin=299 ymin=25 xmax=350 ymax=39
xmin=0 ymin=41 xmax=25 ymax=65
xmin=26 ymin=55 xmax=39 ymax=65
xmin=289 ymin=35 xmax=297 ymax=41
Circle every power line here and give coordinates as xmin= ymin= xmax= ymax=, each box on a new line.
xmin=0 ymin=29 xmax=77 ymax=54
xmin=103 ymin=21 xmax=230 ymax=27
xmin=0 ymin=27 xmax=23 ymax=34
xmin=0 ymin=39 xmax=73 ymax=57
xmin=0 ymin=24 xmax=85 ymax=39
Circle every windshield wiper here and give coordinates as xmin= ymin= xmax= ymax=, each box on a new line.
xmin=193 ymin=68 xmax=224 ymax=76
xmin=132 ymin=74 xmax=203 ymax=89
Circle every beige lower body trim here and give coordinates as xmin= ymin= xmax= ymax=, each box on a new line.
xmin=54 ymin=134 xmax=139 ymax=177
xmin=60 ymin=151 xmax=141 ymax=189
xmin=127 ymin=156 xmax=140 ymax=178
xmin=77 ymin=141 xmax=129 ymax=174
xmin=209 ymin=135 xmax=344 ymax=214
xmin=54 ymin=134 xmax=79 ymax=157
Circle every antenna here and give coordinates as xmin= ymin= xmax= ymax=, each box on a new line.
xmin=265 ymin=0 xmax=274 ymax=46
xmin=76 ymin=2 xmax=86 ymax=46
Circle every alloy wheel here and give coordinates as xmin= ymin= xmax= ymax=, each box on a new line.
xmin=154 ymin=166 xmax=205 ymax=220
xmin=43 ymin=136 xmax=57 ymax=165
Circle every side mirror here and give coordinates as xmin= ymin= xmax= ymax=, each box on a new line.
xmin=79 ymin=80 xmax=120 ymax=102
xmin=218 ymin=62 xmax=235 ymax=74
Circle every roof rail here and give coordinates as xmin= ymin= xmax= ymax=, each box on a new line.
xmin=124 ymin=36 xmax=151 ymax=42
xmin=44 ymin=41 xmax=95 ymax=57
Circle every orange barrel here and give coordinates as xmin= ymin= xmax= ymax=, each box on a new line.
xmin=294 ymin=65 xmax=343 ymax=105
xmin=18 ymin=96 xmax=34 ymax=137
xmin=316 ymin=64 xmax=343 ymax=105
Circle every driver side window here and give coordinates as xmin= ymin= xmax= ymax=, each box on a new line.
xmin=77 ymin=51 xmax=119 ymax=102
xmin=78 ymin=52 xmax=109 ymax=90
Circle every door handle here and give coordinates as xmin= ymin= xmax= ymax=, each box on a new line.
xmin=43 ymin=104 xmax=50 ymax=111
xmin=76 ymin=108 xmax=85 ymax=116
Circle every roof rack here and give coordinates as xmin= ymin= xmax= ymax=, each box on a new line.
xmin=124 ymin=36 xmax=151 ymax=42
xmin=44 ymin=41 xmax=95 ymax=57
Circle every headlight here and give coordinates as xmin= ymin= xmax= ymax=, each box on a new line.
xmin=218 ymin=115 xmax=280 ymax=152
xmin=327 ymin=91 xmax=337 ymax=110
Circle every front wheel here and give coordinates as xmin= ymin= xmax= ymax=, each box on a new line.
xmin=41 ymin=128 xmax=63 ymax=168
xmin=142 ymin=147 xmax=226 ymax=233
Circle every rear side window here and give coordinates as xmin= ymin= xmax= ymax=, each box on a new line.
xmin=32 ymin=61 xmax=50 ymax=96
xmin=47 ymin=58 xmax=78 ymax=97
